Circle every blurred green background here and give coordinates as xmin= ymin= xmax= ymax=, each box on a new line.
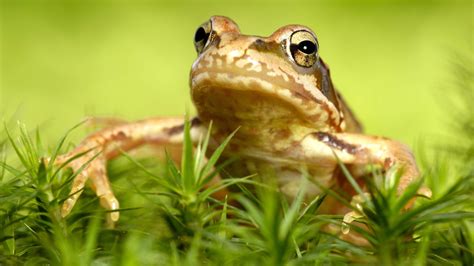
xmin=0 ymin=0 xmax=471 ymax=147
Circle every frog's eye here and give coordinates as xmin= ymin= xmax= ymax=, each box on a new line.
xmin=289 ymin=30 xmax=319 ymax=67
xmin=194 ymin=21 xmax=212 ymax=54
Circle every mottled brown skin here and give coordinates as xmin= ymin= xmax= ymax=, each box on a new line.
xmin=52 ymin=16 xmax=430 ymax=226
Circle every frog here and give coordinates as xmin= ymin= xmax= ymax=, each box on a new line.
xmin=52 ymin=16 xmax=430 ymax=224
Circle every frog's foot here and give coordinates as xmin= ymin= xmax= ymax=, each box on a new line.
xmin=52 ymin=148 xmax=120 ymax=223
xmin=48 ymin=117 xmax=203 ymax=224
xmin=340 ymin=193 xmax=368 ymax=234
xmin=340 ymin=180 xmax=431 ymax=235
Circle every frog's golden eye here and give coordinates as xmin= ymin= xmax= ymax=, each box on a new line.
xmin=289 ymin=30 xmax=319 ymax=68
xmin=194 ymin=21 xmax=212 ymax=54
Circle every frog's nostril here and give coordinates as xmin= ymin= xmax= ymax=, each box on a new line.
xmin=250 ymin=39 xmax=269 ymax=51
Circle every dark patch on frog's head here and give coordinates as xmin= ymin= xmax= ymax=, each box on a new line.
xmin=249 ymin=39 xmax=270 ymax=51
xmin=248 ymin=39 xmax=283 ymax=54
xmin=314 ymin=57 xmax=343 ymax=119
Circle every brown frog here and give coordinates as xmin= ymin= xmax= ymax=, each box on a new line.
xmin=53 ymin=16 xmax=430 ymax=223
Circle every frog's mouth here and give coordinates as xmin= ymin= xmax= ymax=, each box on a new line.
xmin=190 ymin=70 xmax=331 ymax=131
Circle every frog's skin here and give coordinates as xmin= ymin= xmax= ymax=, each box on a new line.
xmin=53 ymin=16 xmax=430 ymax=223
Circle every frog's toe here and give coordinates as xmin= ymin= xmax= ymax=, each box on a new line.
xmin=100 ymin=193 xmax=120 ymax=223
xmin=341 ymin=210 xmax=365 ymax=234
xmin=61 ymin=167 xmax=90 ymax=217
xmin=44 ymin=153 xmax=83 ymax=217
xmin=61 ymin=191 xmax=82 ymax=217
xmin=418 ymin=186 xmax=432 ymax=198
xmin=87 ymin=157 xmax=120 ymax=222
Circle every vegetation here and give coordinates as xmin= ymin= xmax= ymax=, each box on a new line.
xmin=0 ymin=64 xmax=473 ymax=265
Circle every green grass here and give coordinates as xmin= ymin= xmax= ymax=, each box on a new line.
xmin=1 ymin=67 xmax=473 ymax=265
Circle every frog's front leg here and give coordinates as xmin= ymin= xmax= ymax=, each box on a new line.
xmin=52 ymin=117 xmax=204 ymax=222
xmin=300 ymin=132 xmax=431 ymax=199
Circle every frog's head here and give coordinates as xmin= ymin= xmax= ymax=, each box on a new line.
xmin=190 ymin=16 xmax=345 ymax=139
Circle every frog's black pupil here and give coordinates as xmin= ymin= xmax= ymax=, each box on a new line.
xmin=297 ymin=40 xmax=317 ymax=54
xmin=194 ymin=27 xmax=207 ymax=43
